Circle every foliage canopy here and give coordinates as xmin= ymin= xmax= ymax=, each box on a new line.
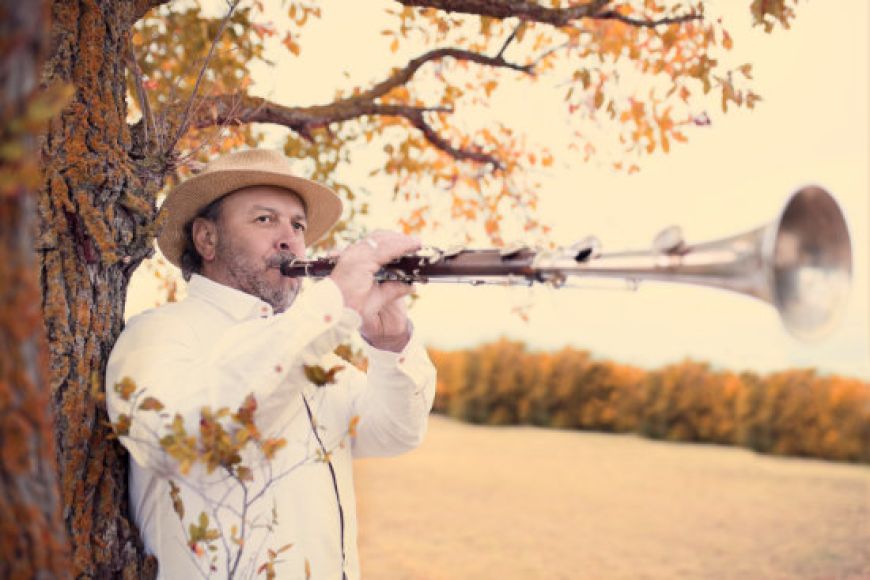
xmin=129 ymin=0 xmax=798 ymax=247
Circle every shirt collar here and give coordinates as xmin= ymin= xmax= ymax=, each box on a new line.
xmin=186 ymin=274 xmax=274 ymax=321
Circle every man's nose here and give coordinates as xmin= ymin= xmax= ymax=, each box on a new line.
xmin=276 ymin=222 xmax=304 ymax=254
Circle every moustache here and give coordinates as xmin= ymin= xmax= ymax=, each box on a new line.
xmin=266 ymin=251 xmax=297 ymax=269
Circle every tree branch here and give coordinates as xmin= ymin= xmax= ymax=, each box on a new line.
xmin=394 ymin=0 xmax=700 ymax=28
xmin=396 ymin=0 xmax=607 ymax=25
xmin=156 ymin=17 xmax=547 ymax=171
xmin=406 ymin=109 xmax=504 ymax=168
xmin=133 ymin=0 xmax=172 ymax=22
xmin=155 ymin=12 xmax=560 ymax=171
xmin=349 ymin=46 xmax=533 ymax=105
xmin=177 ymin=94 xmax=502 ymax=168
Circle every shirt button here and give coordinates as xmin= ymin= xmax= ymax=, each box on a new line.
xmin=324 ymin=314 xmax=332 ymax=323
xmin=275 ymin=364 xmax=283 ymax=373
xmin=398 ymin=357 xmax=405 ymax=364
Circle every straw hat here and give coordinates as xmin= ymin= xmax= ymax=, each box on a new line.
xmin=157 ymin=149 xmax=343 ymax=267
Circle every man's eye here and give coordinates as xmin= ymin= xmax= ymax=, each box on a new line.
xmin=293 ymin=222 xmax=307 ymax=231
xmin=255 ymin=215 xmax=272 ymax=223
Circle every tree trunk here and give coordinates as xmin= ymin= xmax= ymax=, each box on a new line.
xmin=0 ymin=1 xmax=71 ymax=578
xmin=39 ymin=1 xmax=161 ymax=577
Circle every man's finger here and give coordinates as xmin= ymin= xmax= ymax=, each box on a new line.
xmin=367 ymin=231 xmax=421 ymax=263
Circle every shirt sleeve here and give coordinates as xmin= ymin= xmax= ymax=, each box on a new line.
xmin=105 ymin=278 xmax=360 ymax=473
xmin=347 ymin=330 xmax=437 ymax=458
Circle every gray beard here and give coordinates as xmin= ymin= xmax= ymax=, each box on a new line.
xmin=216 ymin=238 xmax=299 ymax=313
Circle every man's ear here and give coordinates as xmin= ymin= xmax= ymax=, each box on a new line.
xmin=192 ymin=217 xmax=218 ymax=263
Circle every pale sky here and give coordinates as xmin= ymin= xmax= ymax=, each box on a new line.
xmin=127 ymin=0 xmax=869 ymax=378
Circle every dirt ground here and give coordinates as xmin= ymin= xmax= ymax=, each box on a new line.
xmin=354 ymin=415 xmax=870 ymax=579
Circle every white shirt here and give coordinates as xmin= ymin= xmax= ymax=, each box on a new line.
xmin=106 ymin=275 xmax=436 ymax=579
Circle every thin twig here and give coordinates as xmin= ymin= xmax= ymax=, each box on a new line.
xmin=227 ymin=478 xmax=249 ymax=578
xmin=530 ymin=40 xmax=574 ymax=69
xmin=495 ymin=22 xmax=522 ymax=60
xmin=209 ymin=501 xmax=233 ymax=577
xmin=126 ymin=38 xmax=161 ymax=151
xmin=164 ymin=0 xmax=240 ymax=157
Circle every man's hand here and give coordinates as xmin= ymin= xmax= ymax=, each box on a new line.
xmin=328 ymin=231 xmax=421 ymax=352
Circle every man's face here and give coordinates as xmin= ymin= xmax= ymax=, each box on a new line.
xmin=199 ymin=186 xmax=308 ymax=313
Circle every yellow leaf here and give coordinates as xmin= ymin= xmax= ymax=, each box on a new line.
xmin=231 ymin=525 xmax=245 ymax=547
xmin=139 ymin=396 xmax=165 ymax=411
xmin=746 ymin=91 xmax=762 ymax=108
xmin=114 ymin=377 xmax=138 ymax=401
xmin=169 ymin=480 xmax=184 ymax=520
xmin=679 ymin=86 xmax=690 ymax=102
xmin=594 ymin=90 xmax=604 ymax=110
xmin=262 ymin=437 xmax=287 ymax=459
xmin=480 ymin=16 xmax=493 ymax=36
xmin=348 ymin=415 xmax=361 ymax=438
xmin=389 ymin=86 xmax=410 ymax=101
xmin=112 ymin=414 xmax=131 ymax=437
xmin=236 ymin=394 xmax=258 ymax=424
xmin=275 ymin=543 xmax=294 ymax=555
xmin=304 ymin=364 xmax=345 ymax=387
xmin=282 ymin=33 xmax=301 ymax=56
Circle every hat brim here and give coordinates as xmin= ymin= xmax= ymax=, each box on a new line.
xmin=157 ymin=168 xmax=343 ymax=267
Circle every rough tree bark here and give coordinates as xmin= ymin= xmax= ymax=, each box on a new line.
xmin=0 ymin=0 xmax=71 ymax=577
xmin=38 ymin=1 xmax=161 ymax=576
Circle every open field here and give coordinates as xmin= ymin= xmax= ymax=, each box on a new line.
xmin=355 ymin=415 xmax=870 ymax=579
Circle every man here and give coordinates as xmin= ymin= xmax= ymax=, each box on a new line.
xmin=106 ymin=149 xmax=437 ymax=579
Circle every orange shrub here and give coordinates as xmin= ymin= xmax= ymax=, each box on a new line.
xmin=428 ymin=341 xmax=870 ymax=463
